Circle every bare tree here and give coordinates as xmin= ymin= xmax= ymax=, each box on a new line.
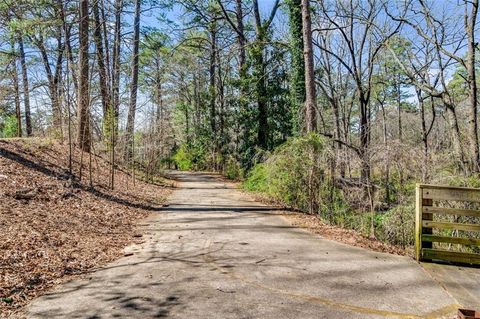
xmin=465 ymin=0 xmax=479 ymax=171
xmin=387 ymin=0 xmax=478 ymax=172
xmin=17 ymin=36 xmax=31 ymax=136
xmin=112 ymin=0 xmax=123 ymax=133
xmin=10 ymin=42 xmax=22 ymax=137
xmin=93 ymin=0 xmax=112 ymax=122
xmin=125 ymin=0 xmax=141 ymax=160
xmin=315 ymin=0 xmax=401 ymax=187
xmin=77 ymin=0 xmax=90 ymax=152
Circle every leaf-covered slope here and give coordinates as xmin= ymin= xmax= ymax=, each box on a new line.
xmin=0 ymin=139 xmax=171 ymax=317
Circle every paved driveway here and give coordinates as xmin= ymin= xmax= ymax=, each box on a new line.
xmin=22 ymin=172 xmax=477 ymax=319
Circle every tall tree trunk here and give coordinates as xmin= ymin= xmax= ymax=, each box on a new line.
xmin=77 ymin=0 xmax=90 ymax=152
xmin=11 ymin=53 xmax=22 ymax=137
xmin=397 ymin=79 xmax=403 ymax=141
xmin=251 ymin=0 xmax=280 ymax=149
xmin=209 ymin=17 xmax=217 ymax=137
xmin=125 ymin=0 xmax=141 ymax=160
xmin=380 ymin=101 xmax=391 ymax=202
xmin=100 ymin=0 xmax=111 ymax=84
xmin=417 ymin=88 xmax=430 ymax=182
xmin=466 ymin=0 xmax=479 ymax=172
xmin=446 ymin=104 xmax=466 ymax=171
xmin=287 ymin=0 xmax=305 ymax=132
xmin=234 ymin=0 xmax=248 ymax=160
xmin=254 ymin=48 xmax=268 ymax=149
xmin=59 ymin=0 xmax=78 ymax=98
xmin=235 ymin=0 xmax=245 ymax=75
xmin=54 ymin=34 xmax=64 ymax=139
xmin=301 ymin=0 xmax=316 ymax=133
xmin=193 ymin=72 xmax=200 ymax=132
xmin=52 ymin=3 xmax=65 ymax=138
xmin=154 ymin=59 xmax=164 ymax=141
xmin=359 ymin=95 xmax=370 ymax=184
xmin=208 ymin=15 xmax=219 ymax=169
xmin=217 ymin=48 xmax=226 ymax=170
xmin=253 ymin=0 xmax=268 ymax=149
xmin=93 ymin=0 xmax=112 ymax=122
xmin=36 ymin=35 xmax=64 ymax=138
xmin=18 ymin=37 xmax=31 ymax=136
xmin=93 ymin=0 xmax=114 ymax=187
xmin=112 ymin=0 xmax=123 ymax=135
xmin=332 ymin=97 xmax=345 ymax=177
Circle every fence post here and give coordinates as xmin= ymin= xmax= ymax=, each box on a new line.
xmin=415 ymin=184 xmax=423 ymax=261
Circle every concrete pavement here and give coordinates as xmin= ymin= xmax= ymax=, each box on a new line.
xmin=21 ymin=172 xmax=478 ymax=318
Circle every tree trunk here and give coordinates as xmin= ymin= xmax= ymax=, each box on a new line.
xmin=11 ymin=53 xmax=22 ymax=137
xmin=332 ymin=97 xmax=345 ymax=177
xmin=36 ymin=35 xmax=64 ymax=138
xmin=93 ymin=0 xmax=112 ymax=124
xmin=288 ymin=0 xmax=305 ymax=132
xmin=77 ymin=0 xmax=90 ymax=152
xmin=59 ymin=0 xmax=78 ymax=100
xmin=100 ymin=0 xmax=111 ymax=84
xmin=254 ymin=47 xmax=268 ymax=149
xmin=466 ymin=0 xmax=479 ymax=172
xmin=112 ymin=0 xmax=123 ymax=136
xmin=217 ymin=48 xmax=226 ymax=170
xmin=301 ymin=0 xmax=316 ymax=133
xmin=235 ymin=0 xmax=246 ymax=75
xmin=418 ymin=89 xmax=429 ymax=182
xmin=359 ymin=95 xmax=370 ymax=185
xmin=18 ymin=37 xmax=31 ymax=136
xmin=209 ymin=17 xmax=217 ymax=137
xmin=125 ymin=0 xmax=141 ymax=160
xmin=253 ymin=0 xmax=268 ymax=149
xmin=193 ymin=72 xmax=200 ymax=132
xmin=380 ymin=101 xmax=391 ymax=202
xmin=446 ymin=104 xmax=466 ymax=171
xmin=397 ymin=79 xmax=402 ymax=141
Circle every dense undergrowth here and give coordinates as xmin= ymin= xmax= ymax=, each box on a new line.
xmin=242 ymin=134 xmax=480 ymax=250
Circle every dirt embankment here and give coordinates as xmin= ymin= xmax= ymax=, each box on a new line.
xmin=0 ymin=139 xmax=172 ymax=317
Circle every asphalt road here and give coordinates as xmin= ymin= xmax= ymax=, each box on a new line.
xmin=22 ymin=171 xmax=478 ymax=319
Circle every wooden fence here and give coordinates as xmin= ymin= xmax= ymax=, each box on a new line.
xmin=415 ymin=184 xmax=480 ymax=265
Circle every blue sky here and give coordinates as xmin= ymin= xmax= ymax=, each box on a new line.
xmin=139 ymin=0 xmax=286 ymax=34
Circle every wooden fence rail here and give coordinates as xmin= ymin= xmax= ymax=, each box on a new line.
xmin=415 ymin=184 xmax=480 ymax=265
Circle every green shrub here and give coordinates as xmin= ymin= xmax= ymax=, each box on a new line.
xmin=1 ymin=115 xmax=19 ymax=138
xmin=242 ymin=134 xmax=448 ymax=249
xmin=243 ymin=134 xmax=417 ymax=246
xmin=189 ymin=142 xmax=209 ymax=170
xmin=243 ymin=163 xmax=268 ymax=192
xmin=172 ymin=145 xmax=193 ymax=170
xmin=243 ymin=133 xmax=346 ymax=213
xmin=444 ymin=175 xmax=480 ymax=188
xmin=224 ymin=156 xmax=244 ymax=180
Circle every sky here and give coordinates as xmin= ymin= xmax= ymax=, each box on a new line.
xmin=138 ymin=0 xmax=287 ymax=37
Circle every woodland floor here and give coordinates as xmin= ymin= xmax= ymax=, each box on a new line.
xmin=15 ymin=171 xmax=480 ymax=319
xmin=0 ymin=138 xmax=172 ymax=317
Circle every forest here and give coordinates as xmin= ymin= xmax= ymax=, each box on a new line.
xmin=1 ymin=0 xmax=480 ymax=250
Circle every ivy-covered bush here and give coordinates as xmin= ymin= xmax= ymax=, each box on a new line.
xmin=172 ymin=144 xmax=193 ymax=170
xmin=1 ymin=115 xmax=18 ymax=138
